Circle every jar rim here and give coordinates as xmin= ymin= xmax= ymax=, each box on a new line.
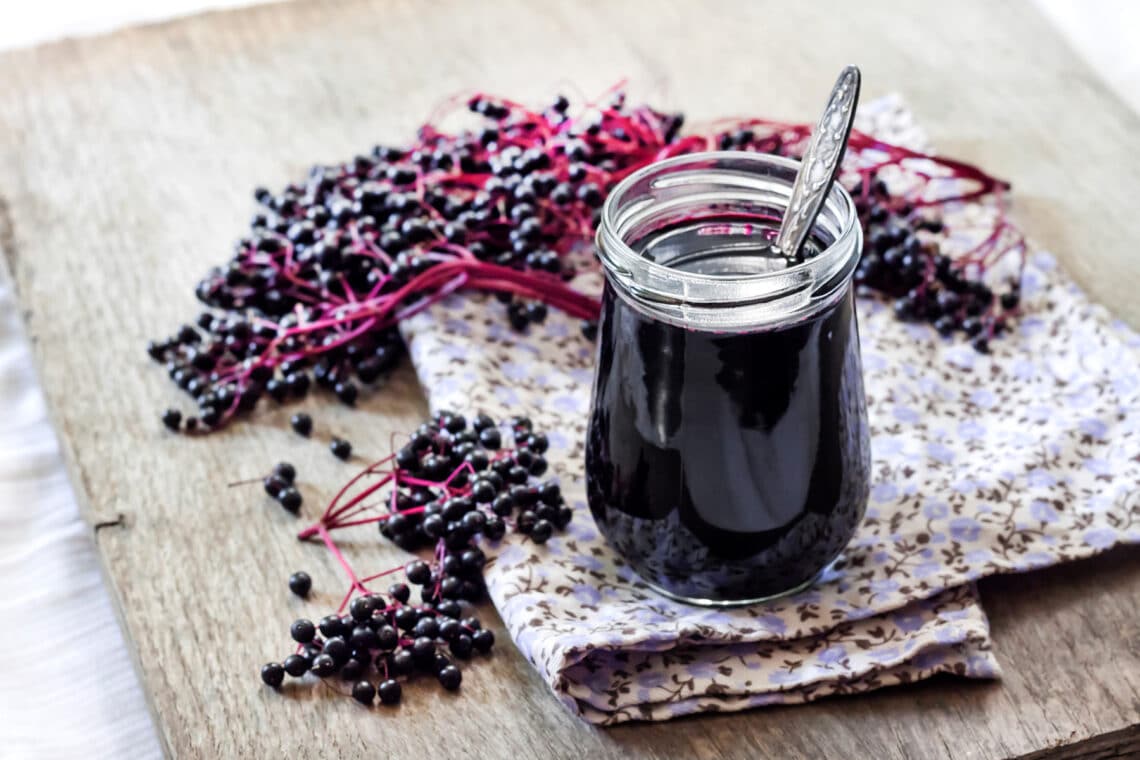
xmin=595 ymin=151 xmax=862 ymax=330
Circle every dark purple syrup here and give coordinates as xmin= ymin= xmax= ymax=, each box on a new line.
xmin=585 ymin=274 xmax=870 ymax=603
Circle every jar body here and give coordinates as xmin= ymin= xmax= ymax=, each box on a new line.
xmin=585 ymin=152 xmax=870 ymax=605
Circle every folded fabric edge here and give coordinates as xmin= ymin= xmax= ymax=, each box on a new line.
xmin=540 ymin=584 xmax=999 ymax=723
xmin=572 ymin=633 xmax=999 ymax=725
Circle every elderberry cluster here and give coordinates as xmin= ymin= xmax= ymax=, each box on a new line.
xmin=262 ymin=411 xmax=570 ymax=706
xmin=262 ymin=461 xmax=302 ymax=512
xmin=261 ymin=589 xmax=491 ymax=705
xmin=851 ymin=175 xmax=1019 ymax=353
xmin=152 ymin=89 xmax=1023 ymax=435
xmin=381 ymin=411 xmax=571 ymax=569
xmin=149 ymin=91 xmax=666 ymax=432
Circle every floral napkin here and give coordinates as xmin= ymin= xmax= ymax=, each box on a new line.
xmin=399 ymin=98 xmax=1140 ymax=724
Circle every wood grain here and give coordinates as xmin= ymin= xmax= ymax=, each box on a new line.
xmin=0 ymin=0 xmax=1138 ymax=757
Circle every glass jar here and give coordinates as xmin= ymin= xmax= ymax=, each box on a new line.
xmin=585 ymin=151 xmax=870 ymax=606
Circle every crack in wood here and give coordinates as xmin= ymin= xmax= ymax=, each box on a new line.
xmin=93 ymin=513 xmax=127 ymax=533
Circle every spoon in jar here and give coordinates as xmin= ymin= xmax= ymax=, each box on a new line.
xmin=774 ymin=65 xmax=862 ymax=262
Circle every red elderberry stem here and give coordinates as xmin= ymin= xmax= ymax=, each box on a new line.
xmin=316 ymin=523 xmax=368 ymax=595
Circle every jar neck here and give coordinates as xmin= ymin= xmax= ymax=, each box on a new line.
xmin=596 ymin=152 xmax=861 ymax=332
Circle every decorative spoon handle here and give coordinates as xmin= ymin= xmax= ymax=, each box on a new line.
xmin=775 ymin=65 xmax=862 ymax=260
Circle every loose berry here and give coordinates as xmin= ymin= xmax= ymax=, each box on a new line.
xmin=290 ymin=413 xmax=313 ymax=437
xmin=377 ymin=679 xmax=402 ymax=705
xmin=288 ymin=571 xmax=311 ymax=597
xmin=330 ymin=437 xmax=352 ymax=460
xmin=351 ymin=680 xmax=375 ymax=705
xmin=438 ymin=664 xmax=462 ymax=690
xmin=261 ymin=662 xmax=285 ymax=688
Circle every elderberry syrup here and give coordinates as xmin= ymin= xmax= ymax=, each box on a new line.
xmin=586 ymin=152 xmax=871 ymax=605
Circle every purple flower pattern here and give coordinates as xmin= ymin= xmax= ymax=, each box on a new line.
xmin=397 ymin=97 xmax=1140 ymax=725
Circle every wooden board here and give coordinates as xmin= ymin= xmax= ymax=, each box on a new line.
xmin=1 ymin=0 xmax=1138 ymax=757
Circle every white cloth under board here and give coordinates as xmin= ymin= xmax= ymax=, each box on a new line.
xmin=0 ymin=263 xmax=162 ymax=758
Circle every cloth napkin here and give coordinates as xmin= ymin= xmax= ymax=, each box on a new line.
xmin=400 ymin=97 xmax=1140 ymax=724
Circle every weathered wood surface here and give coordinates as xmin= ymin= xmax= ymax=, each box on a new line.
xmin=1 ymin=0 xmax=1138 ymax=757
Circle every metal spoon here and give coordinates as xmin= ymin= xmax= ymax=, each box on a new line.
xmin=775 ymin=65 xmax=862 ymax=261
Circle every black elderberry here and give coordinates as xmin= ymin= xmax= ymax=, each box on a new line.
xmin=462 ymin=448 xmax=490 ymax=471
xmin=439 ymin=576 xmax=463 ymax=599
xmin=961 ymin=317 xmax=983 ymax=337
xmin=422 ymin=514 xmax=447 ymax=539
xmin=515 ymin=511 xmax=538 ymax=536
xmin=319 ymin=616 xmax=346 ymax=638
xmin=266 ymin=378 xmax=288 ymax=402
xmin=507 ymin=303 xmax=530 ymax=331
xmin=376 ymin=625 xmax=399 ymax=651
xmin=310 ymin=656 xmax=335 ymax=679
xmin=288 ymin=571 xmax=311 ymax=597
xmin=491 ymin=493 xmax=515 ymax=517
xmin=478 ymin=426 xmax=502 ymax=449
xmin=483 ymin=516 xmax=507 ymax=540
xmin=442 ymin=413 xmax=466 ymax=434
xmin=395 ymin=446 xmax=419 ymax=471
xmin=340 ymin=658 xmax=365 ymax=682
xmin=283 ymin=654 xmax=310 ymax=677
xmin=439 ymin=618 xmax=462 ymax=642
xmin=350 ymin=596 xmax=373 ymax=622
xmin=278 ymin=487 xmax=302 ymax=513
xmin=322 ymin=636 xmax=349 ymax=665
xmin=538 ymin=481 xmax=561 ymax=504
xmin=388 ymin=582 xmax=411 ymax=604
xmin=444 ymin=528 xmax=471 ymax=551
xmin=290 ymin=618 xmax=317 ymax=643
xmin=161 ymin=408 xmax=182 ymax=431
xmin=377 ymin=679 xmax=402 ymax=705
xmin=510 ymin=485 xmax=539 ymax=507
xmin=438 ymin=664 xmax=463 ymax=690
xmin=405 ymin=560 xmax=432 ymax=585
xmin=422 ymin=454 xmax=450 ymax=480
xmin=554 ymin=505 xmax=574 ymax=529
xmin=389 ymin=647 xmax=417 ymax=679
xmin=472 ymin=628 xmax=495 ymax=653
xmin=274 ymin=462 xmax=296 ymax=483
xmin=411 ymin=636 xmax=436 ymax=662
xmin=436 ymin=599 xmax=462 ymax=619
xmin=394 ymin=607 xmax=419 ymax=631
xmin=450 ymin=634 xmax=474 ymax=659
xmin=261 ymin=662 xmax=285 ymax=688
xmin=461 ymin=510 xmax=486 ymax=533
xmin=263 ymin=474 xmax=287 ymax=498
xmin=351 ymin=626 xmax=380 ymax=651
xmin=470 ymin=479 xmax=497 ymax=503
xmin=530 ymin=519 xmax=554 ymax=544
xmin=335 ymin=381 xmax=358 ymax=406
xmin=413 ymin=617 xmax=440 ymax=639
xmin=480 ymin=472 xmax=504 ymax=494
xmin=351 ymin=680 xmax=375 ymax=705
xmin=330 ymin=437 xmax=353 ymax=460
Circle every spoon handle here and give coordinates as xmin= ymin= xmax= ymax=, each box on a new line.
xmin=775 ymin=65 xmax=862 ymax=260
